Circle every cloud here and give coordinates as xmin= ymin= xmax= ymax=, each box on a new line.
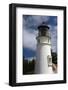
xmin=49 ymin=25 xmax=57 ymax=52
xmin=31 ymin=15 xmax=50 ymax=24
xmin=23 ymin=29 xmax=38 ymax=51
xmin=23 ymin=15 xmax=50 ymax=31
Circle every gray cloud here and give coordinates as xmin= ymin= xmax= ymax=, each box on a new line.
xmin=23 ymin=29 xmax=38 ymax=51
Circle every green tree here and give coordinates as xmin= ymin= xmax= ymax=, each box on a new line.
xmin=51 ymin=52 xmax=57 ymax=64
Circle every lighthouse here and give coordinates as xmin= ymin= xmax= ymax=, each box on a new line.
xmin=35 ymin=23 xmax=53 ymax=74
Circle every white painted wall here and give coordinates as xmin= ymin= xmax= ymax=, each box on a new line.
xmin=35 ymin=43 xmax=52 ymax=73
xmin=35 ymin=36 xmax=52 ymax=74
xmin=0 ymin=0 xmax=68 ymax=89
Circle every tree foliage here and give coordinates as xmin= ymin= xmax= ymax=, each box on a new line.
xmin=51 ymin=52 xmax=57 ymax=64
xmin=23 ymin=56 xmax=35 ymax=75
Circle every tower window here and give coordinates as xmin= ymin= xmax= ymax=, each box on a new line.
xmin=47 ymin=55 xmax=52 ymax=67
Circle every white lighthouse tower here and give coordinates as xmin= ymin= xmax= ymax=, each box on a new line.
xmin=35 ymin=23 xmax=53 ymax=74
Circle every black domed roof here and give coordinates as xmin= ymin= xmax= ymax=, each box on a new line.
xmin=38 ymin=22 xmax=49 ymax=30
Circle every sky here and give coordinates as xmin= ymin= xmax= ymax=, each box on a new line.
xmin=23 ymin=15 xmax=57 ymax=59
